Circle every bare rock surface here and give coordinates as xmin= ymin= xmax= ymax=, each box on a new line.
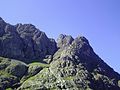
xmin=0 ymin=17 xmax=57 ymax=63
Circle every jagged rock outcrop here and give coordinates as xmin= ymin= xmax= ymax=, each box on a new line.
xmin=57 ymin=34 xmax=74 ymax=48
xmin=18 ymin=35 xmax=120 ymax=90
xmin=0 ymin=17 xmax=57 ymax=63
xmin=0 ymin=17 xmax=120 ymax=90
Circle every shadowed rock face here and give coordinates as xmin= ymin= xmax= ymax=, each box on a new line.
xmin=0 ymin=18 xmax=57 ymax=63
xmin=0 ymin=17 xmax=120 ymax=90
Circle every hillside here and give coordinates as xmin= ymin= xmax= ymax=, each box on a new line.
xmin=0 ymin=17 xmax=120 ymax=90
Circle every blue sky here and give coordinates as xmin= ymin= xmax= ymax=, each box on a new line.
xmin=0 ymin=0 xmax=120 ymax=73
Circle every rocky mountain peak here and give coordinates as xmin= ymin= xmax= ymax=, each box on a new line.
xmin=74 ymin=36 xmax=89 ymax=44
xmin=0 ymin=17 xmax=120 ymax=90
xmin=57 ymin=34 xmax=74 ymax=48
xmin=0 ymin=19 xmax=57 ymax=63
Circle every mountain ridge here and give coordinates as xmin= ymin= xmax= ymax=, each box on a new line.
xmin=0 ymin=17 xmax=57 ymax=63
xmin=0 ymin=17 xmax=120 ymax=90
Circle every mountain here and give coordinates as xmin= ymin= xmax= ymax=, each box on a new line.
xmin=0 ymin=17 xmax=120 ymax=90
xmin=0 ymin=17 xmax=57 ymax=63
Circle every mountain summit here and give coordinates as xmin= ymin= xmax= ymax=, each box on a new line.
xmin=0 ymin=17 xmax=120 ymax=90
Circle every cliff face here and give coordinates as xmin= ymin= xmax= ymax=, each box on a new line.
xmin=0 ymin=17 xmax=120 ymax=90
xmin=0 ymin=18 xmax=57 ymax=63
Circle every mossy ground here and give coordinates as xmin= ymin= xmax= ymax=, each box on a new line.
xmin=0 ymin=57 xmax=120 ymax=90
xmin=28 ymin=62 xmax=50 ymax=68
xmin=0 ymin=70 xmax=13 ymax=77
xmin=6 ymin=88 xmax=13 ymax=90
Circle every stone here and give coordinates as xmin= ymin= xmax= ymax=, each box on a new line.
xmin=0 ymin=18 xmax=57 ymax=63
xmin=0 ymin=17 xmax=120 ymax=90
xmin=19 ymin=33 xmax=120 ymax=89
xmin=57 ymin=34 xmax=74 ymax=48
xmin=0 ymin=57 xmax=27 ymax=89
xmin=5 ymin=60 xmax=27 ymax=78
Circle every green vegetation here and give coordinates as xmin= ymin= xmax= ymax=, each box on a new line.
xmin=6 ymin=88 xmax=13 ymax=90
xmin=20 ymin=62 xmax=50 ymax=84
xmin=118 ymin=80 xmax=120 ymax=87
xmin=63 ymin=76 xmax=74 ymax=80
xmin=0 ymin=70 xmax=12 ymax=77
xmin=49 ymin=87 xmax=58 ymax=90
xmin=19 ymin=68 xmax=57 ymax=90
xmin=28 ymin=62 xmax=50 ymax=68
